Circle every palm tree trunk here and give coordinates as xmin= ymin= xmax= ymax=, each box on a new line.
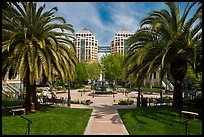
xmin=24 ymin=71 xmax=39 ymax=112
xmin=172 ymin=80 xmax=184 ymax=110
xmin=25 ymin=74 xmax=32 ymax=112
xmin=32 ymin=80 xmax=39 ymax=110
xmin=170 ymin=57 xmax=187 ymax=110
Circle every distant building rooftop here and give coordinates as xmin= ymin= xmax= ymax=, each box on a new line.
xmin=77 ymin=27 xmax=92 ymax=34
xmin=116 ymin=28 xmax=133 ymax=34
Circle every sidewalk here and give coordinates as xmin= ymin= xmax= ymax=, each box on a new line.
xmin=56 ymin=90 xmax=135 ymax=135
xmin=83 ymin=104 xmax=131 ymax=135
xmin=55 ymin=89 xmax=172 ymax=135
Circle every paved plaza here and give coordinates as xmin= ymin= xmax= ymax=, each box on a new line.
xmin=55 ymin=88 xmax=173 ymax=135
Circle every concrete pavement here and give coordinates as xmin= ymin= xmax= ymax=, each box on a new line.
xmin=55 ymin=89 xmax=173 ymax=135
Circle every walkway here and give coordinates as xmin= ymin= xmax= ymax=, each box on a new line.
xmin=83 ymin=104 xmax=129 ymax=135
xmin=55 ymin=88 xmax=172 ymax=135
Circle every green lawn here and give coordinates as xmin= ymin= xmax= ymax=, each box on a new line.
xmin=118 ymin=106 xmax=202 ymax=135
xmin=2 ymin=106 xmax=92 ymax=135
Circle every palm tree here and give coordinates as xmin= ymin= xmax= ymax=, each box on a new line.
xmin=125 ymin=2 xmax=202 ymax=110
xmin=2 ymin=2 xmax=77 ymax=111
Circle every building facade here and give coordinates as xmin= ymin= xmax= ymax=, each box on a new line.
xmin=74 ymin=28 xmax=98 ymax=62
xmin=98 ymin=45 xmax=111 ymax=63
xmin=110 ymin=28 xmax=134 ymax=55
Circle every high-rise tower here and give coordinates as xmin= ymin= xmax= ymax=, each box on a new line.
xmin=74 ymin=28 xmax=98 ymax=62
xmin=110 ymin=28 xmax=134 ymax=55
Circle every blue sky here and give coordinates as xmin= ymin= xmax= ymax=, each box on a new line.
xmin=36 ymin=2 xmax=199 ymax=46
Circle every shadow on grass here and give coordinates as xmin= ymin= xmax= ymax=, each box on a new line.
xmin=119 ymin=106 xmax=186 ymax=126
xmin=37 ymin=104 xmax=56 ymax=112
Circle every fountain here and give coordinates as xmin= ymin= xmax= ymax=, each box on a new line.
xmin=94 ymin=74 xmax=117 ymax=95
xmin=94 ymin=81 xmax=113 ymax=94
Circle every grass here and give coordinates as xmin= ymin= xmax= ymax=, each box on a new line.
xmin=2 ymin=96 xmax=92 ymax=135
xmin=2 ymin=106 xmax=92 ymax=135
xmin=2 ymin=95 xmax=24 ymax=107
xmin=118 ymin=106 xmax=202 ymax=135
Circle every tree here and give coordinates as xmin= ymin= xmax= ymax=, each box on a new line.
xmin=86 ymin=61 xmax=101 ymax=81
xmin=187 ymin=66 xmax=202 ymax=89
xmin=85 ymin=61 xmax=101 ymax=90
xmin=101 ymin=53 xmax=125 ymax=89
xmin=73 ymin=61 xmax=88 ymax=88
xmin=2 ymin=2 xmax=77 ymax=111
xmin=125 ymin=2 xmax=202 ymax=110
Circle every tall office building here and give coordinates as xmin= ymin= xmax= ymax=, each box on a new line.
xmin=110 ymin=28 xmax=134 ymax=55
xmin=74 ymin=28 xmax=98 ymax=62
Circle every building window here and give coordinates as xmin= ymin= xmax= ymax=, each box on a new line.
xmin=86 ymin=50 xmax=90 ymax=60
xmin=81 ymin=39 xmax=85 ymax=61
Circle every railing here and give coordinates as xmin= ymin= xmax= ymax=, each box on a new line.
xmin=162 ymin=79 xmax=174 ymax=91
xmin=7 ymin=83 xmax=20 ymax=93
xmin=2 ymin=86 xmax=13 ymax=97
xmin=2 ymin=84 xmax=20 ymax=99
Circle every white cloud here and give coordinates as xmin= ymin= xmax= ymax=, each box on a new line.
xmin=37 ymin=2 xmax=168 ymax=46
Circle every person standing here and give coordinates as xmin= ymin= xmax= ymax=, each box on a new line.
xmin=51 ymin=92 xmax=56 ymax=104
xmin=160 ymin=90 xmax=163 ymax=99
xmin=141 ymin=90 xmax=144 ymax=98
xmin=42 ymin=90 xmax=47 ymax=104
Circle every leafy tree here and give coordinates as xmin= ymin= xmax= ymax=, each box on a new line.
xmin=73 ymin=61 xmax=87 ymax=88
xmin=125 ymin=2 xmax=202 ymax=110
xmin=2 ymin=2 xmax=77 ymax=111
xmin=101 ymin=53 xmax=125 ymax=89
xmin=187 ymin=66 xmax=202 ymax=89
xmin=85 ymin=61 xmax=101 ymax=88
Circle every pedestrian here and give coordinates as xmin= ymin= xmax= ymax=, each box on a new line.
xmin=42 ymin=90 xmax=47 ymax=104
xmin=51 ymin=92 xmax=56 ymax=104
xmin=160 ymin=90 xmax=163 ymax=99
xmin=141 ymin=90 xmax=144 ymax=98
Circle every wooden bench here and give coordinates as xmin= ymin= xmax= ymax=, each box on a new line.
xmin=7 ymin=105 xmax=26 ymax=116
xmin=154 ymin=98 xmax=172 ymax=106
xmin=181 ymin=111 xmax=198 ymax=119
xmin=10 ymin=108 xmax=26 ymax=116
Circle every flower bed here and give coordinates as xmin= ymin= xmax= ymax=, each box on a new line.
xmin=71 ymin=99 xmax=93 ymax=105
xmin=118 ymin=98 xmax=134 ymax=105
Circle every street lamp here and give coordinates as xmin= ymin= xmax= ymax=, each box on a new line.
xmin=137 ymin=85 xmax=141 ymax=107
xmin=67 ymin=79 xmax=71 ymax=107
xmin=92 ymin=90 xmax=94 ymax=98
xmin=113 ymin=91 xmax=115 ymax=98
xmin=184 ymin=76 xmax=188 ymax=98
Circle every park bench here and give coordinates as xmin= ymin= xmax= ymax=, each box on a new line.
xmin=6 ymin=105 xmax=25 ymax=116
xmin=43 ymin=98 xmax=54 ymax=104
xmin=154 ymin=98 xmax=172 ymax=106
xmin=181 ymin=111 xmax=198 ymax=119
xmin=43 ymin=98 xmax=65 ymax=105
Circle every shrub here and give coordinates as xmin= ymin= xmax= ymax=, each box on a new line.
xmin=71 ymin=99 xmax=80 ymax=104
xmin=183 ymin=93 xmax=202 ymax=108
xmin=118 ymin=98 xmax=134 ymax=105
xmin=71 ymin=99 xmax=87 ymax=104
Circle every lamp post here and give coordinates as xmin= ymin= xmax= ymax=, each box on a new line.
xmin=184 ymin=76 xmax=188 ymax=98
xmin=67 ymin=79 xmax=71 ymax=107
xmin=137 ymin=85 xmax=141 ymax=107
xmin=20 ymin=78 xmax=22 ymax=97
